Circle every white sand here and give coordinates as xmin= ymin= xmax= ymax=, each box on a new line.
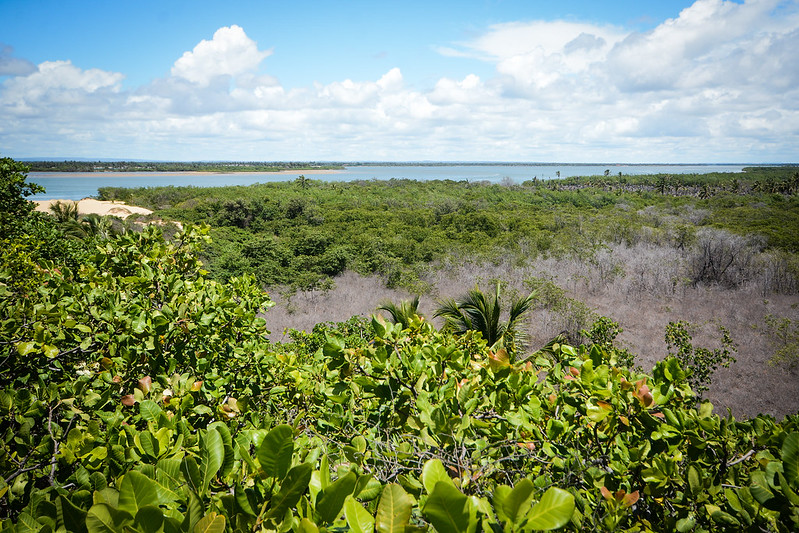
xmin=34 ymin=199 xmax=153 ymax=219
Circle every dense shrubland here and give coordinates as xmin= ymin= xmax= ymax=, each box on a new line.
xmin=3 ymin=159 xmax=799 ymax=531
xmin=98 ymin=168 xmax=799 ymax=293
xmin=101 ymin=166 xmax=799 ymax=417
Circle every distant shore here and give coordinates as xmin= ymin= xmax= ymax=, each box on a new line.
xmin=29 ymin=169 xmax=341 ymax=178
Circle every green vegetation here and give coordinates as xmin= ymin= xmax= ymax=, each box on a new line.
xmin=3 ymin=158 xmax=799 ymax=531
xmin=434 ymin=283 xmax=537 ymax=356
xmin=93 ymin=167 xmax=799 ymax=293
xmin=26 ymin=161 xmax=344 ymax=173
xmin=664 ymin=321 xmax=737 ymax=398
xmin=763 ymin=315 xmax=799 ymax=369
xmin=377 ymin=296 xmax=422 ymax=330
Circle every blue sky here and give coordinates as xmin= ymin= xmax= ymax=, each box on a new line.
xmin=1 ymin=0 xmax=797 ymax=162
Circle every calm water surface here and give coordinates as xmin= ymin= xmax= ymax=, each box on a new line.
xmin=29 ymin=164 xmax=747 ymax=201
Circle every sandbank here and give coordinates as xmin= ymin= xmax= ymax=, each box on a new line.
xmin=34 ymin=199 xmax=153 ymax=219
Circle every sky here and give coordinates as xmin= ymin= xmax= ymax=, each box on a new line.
xmin=0 ymin=0 xmax=797 ymax=163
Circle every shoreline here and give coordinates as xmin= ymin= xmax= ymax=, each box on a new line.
xmin=28 ymin=169 xmax=341 ymax=178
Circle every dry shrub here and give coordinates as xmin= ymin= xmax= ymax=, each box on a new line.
xmin=688 ymin=228 xmax=764 ymax=288
xmin=265 ymin=271 xmax=414 ymax=342
xmin=264 ymin=240 xmax=799 ymax=419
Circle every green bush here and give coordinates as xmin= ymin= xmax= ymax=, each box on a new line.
xmin=665 ymin=320 xmax=737 ymax=398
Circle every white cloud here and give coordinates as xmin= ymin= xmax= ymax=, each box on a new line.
xmin=171 ymin=25 xmax=272 ymax=86
xmin=0 ymin=44 xmax=36 ymax=76
xmin=0 ymin=60 xmax=124 ymax=121
xmin=1 ymin=2 xmax=798 ymax=162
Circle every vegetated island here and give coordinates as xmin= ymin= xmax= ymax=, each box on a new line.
xmin=26 ymin=160 xmax=345 ymax=173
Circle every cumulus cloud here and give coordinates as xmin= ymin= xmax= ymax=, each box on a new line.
xmin=0 ymin=44 xmax=36 ymax=76
xmin=1 ymin=1 xmax=797 ymax=162
xmin=171 ymin=25 xmax=272 ymax=86
xmin=1 ymin=60 xmax=124 ymax=118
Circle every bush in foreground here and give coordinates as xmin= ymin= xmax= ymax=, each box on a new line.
xmin=1 ymin=223 xmax=799 ymax=531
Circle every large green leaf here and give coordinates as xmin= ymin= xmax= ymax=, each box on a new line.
xmin=375 ymin=484 xmax=411 ymax=533
xmin=782 ymin=432 xmax=799 ymax=486
xmin=156 ymin=458 xmax=183 ymax=490
xmin=139 ymin=400 xmax=162 ymax=422
xmin=180 ymin=456 xmax=201 ymax=494
xmin=193 ymin=512 xmax=226 ymax=533
xmin=502 ymin=479 xmax=535 ymax=526
xmin=181 ymin=491 xmax=204 ymax=533
xmin=134 ymin=506 xmax=164 ymax=533
xmin=208 ymin=421 xmax=235 ymax=478
xmin=421 ymin=458 xmax=454 ymax=494
xmin=198 ymin=428 xmax=224 ymax=494
xmin=57 ymin=495 xmax=88 ymax=533
xmin=265 ymin=462 xmax=313 ymax=520
xmin=257 ymin=424 xmax=294 ymax=481
xmin=137 ymin=431 xmax=159 ymax=459
xmin=85 ymin=504 xmax=134 ymax=533
xmin=778 ymin=472 xmax=799 ymax=506
xmin=298 ymin=518 xmax=319 ymax=533
xmin=16 ymin=512 xmax=45 ymax=533
xmin=687 ymin=465 xmax=701 ymax=496
xmin=492 ymin=485 xmax=512 ymax=523
xmin=524 ymin=487 xmax=575 ymax=531
xmin=118 ymin=471 xmax=160 ymax=515
xmin=344 ymin=495 xmax=375 ymax=533
xmin=422 ymin=481 xmax=471 ymax=533
xmin=316 ymin=471 xmax=357 ymax=524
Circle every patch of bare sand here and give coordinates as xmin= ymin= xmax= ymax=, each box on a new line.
xmin=34 ymin=199 xmax=153 ymax=219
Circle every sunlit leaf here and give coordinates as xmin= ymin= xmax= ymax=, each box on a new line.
xmin=317 ymin=471 xmax=357 ymax=523
xmin=375 ymin=484 xmax=411 ymax=533
xmin=344 ymin=495 xmax=375 ymax=533
xmin=525 ymin=487 xmax=575 ymax=531
xmin=257 ymin=424 xmax=294 ymax=481
xmin=422 ymin=481 xmax=470 ymax=533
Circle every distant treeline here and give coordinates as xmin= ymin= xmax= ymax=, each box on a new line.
xmin=26 ymin=161 xmax=345 ymax=172
xmin=549 ymin=166 xmax=799 ymax=195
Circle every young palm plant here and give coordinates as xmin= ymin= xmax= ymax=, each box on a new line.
xmin=434 ymin=283 xmax=537 ymax=356
xmin=377 ymin=295 xmax=422 ymax=329
xmin=48 ymin=200 xmax=79 ymax=222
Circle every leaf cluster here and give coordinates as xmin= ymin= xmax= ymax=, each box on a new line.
xmin=1 ymin=226 xmax=799 ymax=530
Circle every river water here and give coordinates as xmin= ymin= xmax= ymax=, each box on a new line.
xmin=29 ymin=164 xmax=748 ymax=201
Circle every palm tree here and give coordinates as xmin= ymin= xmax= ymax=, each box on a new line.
xmin=49 ymin=200 xmax=79 ymax=222
xmin=58 ymin=213 xmax=117 ymax=240
xmin=80 ymin=213 xmax=114 ymax=239
xmin=377 ymin=295 xmax=421 ymax=329
xmin=434 ymin=283 xmax=537 ymax=355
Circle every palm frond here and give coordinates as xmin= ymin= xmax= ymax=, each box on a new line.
xmin=435 ymin=283 xmax=537 ymax=355
xmin=377 ymin=295 xmax=421 ymax=329
xmin=434 ymin=298 xmax=471 ymax=334
xmin=49 ymin=200 xmax=79 ymax=222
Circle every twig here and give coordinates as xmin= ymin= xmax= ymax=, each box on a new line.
xmin=725 ymin=449 xmax=755 ymax=468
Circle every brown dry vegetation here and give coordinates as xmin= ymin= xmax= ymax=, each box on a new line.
xmin=265 ymin=233 xmax=799 ymax=420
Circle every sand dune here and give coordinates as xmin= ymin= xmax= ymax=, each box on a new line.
xmin=34 ymin=199 xmax=153 ymax=219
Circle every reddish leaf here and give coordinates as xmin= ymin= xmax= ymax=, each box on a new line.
xmin=137 ymin=376 xmax=152 ymax=394
xmin=121 ymin=394 xmax=136 ymax=407
xmin=622 ymin=491 xmax=640 ymax=507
